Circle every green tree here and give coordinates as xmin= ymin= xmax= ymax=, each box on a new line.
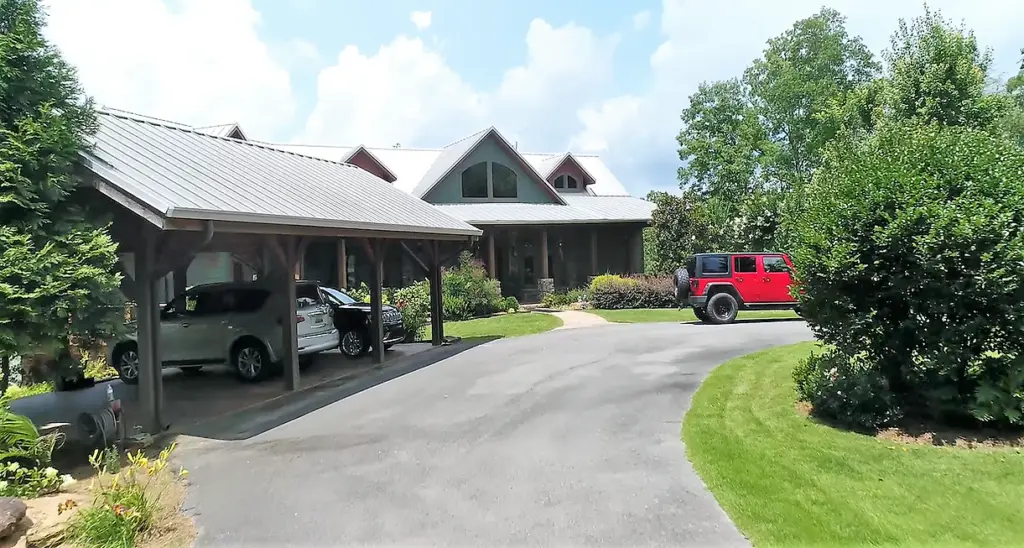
xmin=643 ymin=190 xmax=723 ymax=274
xmin=0 ymin=0 xmax=124 ymax=391
xmin=791 ymin=121 xmax=1024 ymax=427
xmin=677 ymin=79 xmax=769 ymax=198
xmin=744 ymin=7 xmax=879 ymax=188
xmin=883 ymin=7 xmax=1009 ymax=128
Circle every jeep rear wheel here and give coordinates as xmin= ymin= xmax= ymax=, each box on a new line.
xmin=706 ymin=293 xmax=739 ymax=325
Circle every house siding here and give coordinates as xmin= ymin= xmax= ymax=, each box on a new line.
xmin=424 ymin=138 xmax=557 ymax=204
xmin=348 ymin=150 xmax=389 ymax=180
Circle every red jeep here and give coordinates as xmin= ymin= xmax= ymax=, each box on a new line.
xmin=685 ymin=252 xmax=799 ymax=324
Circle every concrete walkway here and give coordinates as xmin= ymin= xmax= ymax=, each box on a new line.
xmin=549 ymin=309 xmax=610 ymax=329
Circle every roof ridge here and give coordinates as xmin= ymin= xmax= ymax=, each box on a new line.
xmin=442 ymin=126 xmax=492 ymax=149
xmin=99 ymin=107 xmax=192 ymax=128
xmin=98 ymin=109 xmax=364 ymax=170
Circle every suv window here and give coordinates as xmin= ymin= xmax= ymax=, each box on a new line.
xmin=699 ymin=255 xmax=730 ymax=275
xmin=296 ymin=283 xmax=322 ymax=308
xmin=734 ymin=256 xmax=757 ymax=273
xmin=762 ymin=256 xmax=790 ymax=273
xmin=685 ymin=256 xmax=697 ymax=278
xmin=229 ymin=288 xmax=270 ymax=314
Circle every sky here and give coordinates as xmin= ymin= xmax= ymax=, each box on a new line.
xmin=42 ymin=0 xmax=1024 ymax=197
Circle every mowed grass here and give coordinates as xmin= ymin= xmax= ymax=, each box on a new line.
xmin=682 ymin=342 xmax=1024 ymax=547
xmin=424 ymin=312 xmax=563 ymax=340
xmin=588 ymin=308 xmax=800 ymax=324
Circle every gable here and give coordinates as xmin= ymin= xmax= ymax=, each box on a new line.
xmin=422 ymin=134 xmax=561 ymax=204
xmin=346 ymin=149 xmax=396 ymax=182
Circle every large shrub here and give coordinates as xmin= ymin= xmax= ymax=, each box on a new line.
xmin=793 ymin=349 xmax=901 ymax=430
xmin=589 ymin=275 xmax=675 ymax=310
xmin=441 ymin=252 xmax=502 ymax=320
xmin=392 ymin=282 xmax=430 ymax=340
xmin=791 ymin=121 xmax=1024 ymax=427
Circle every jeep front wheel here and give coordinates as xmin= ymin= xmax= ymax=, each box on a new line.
xmin=706 ymin=293 xmax=739 ymax=325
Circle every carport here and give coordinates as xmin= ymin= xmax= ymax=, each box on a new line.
xmin=78 ymin=110 xmax=481 ymax=434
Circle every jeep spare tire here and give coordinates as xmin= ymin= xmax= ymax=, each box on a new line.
xmin=706 ymin=293 xmax=739 ymax=325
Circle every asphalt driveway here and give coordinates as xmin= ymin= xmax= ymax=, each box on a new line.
xmin=178 ymin=320 xmax=813 ymax=547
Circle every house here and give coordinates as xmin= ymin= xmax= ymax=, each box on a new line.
xmin=155 ymin=119 xmax=655 ymax=302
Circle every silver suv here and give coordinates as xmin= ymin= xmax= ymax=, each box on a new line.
xmin=108 ymin=281 xmax=339 ymax=383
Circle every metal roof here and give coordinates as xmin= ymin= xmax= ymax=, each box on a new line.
xmin=432 ymin=195 xmax=655 ymax=225
xmin=82 ymin=111 xmax=481 ymax=237
xmin=271 ymin=140 xmax=632 ymax=197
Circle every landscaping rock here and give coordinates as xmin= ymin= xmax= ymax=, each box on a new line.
xmin=0 ymin=498 xmax=26 ymax=539
xmin=24 ymin=492 xmax=90 ymax=547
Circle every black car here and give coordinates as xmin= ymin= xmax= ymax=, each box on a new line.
xmin=318 ymin=286 xmax=406 ymax=358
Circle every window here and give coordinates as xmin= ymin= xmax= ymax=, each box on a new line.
xmin=461 ymin=162 xmax=488 ymax=198
xmin=321 ymin=286 xmax=357 ymax=305
xmin=734 ymin=256 xmax=757 ymax=273
xmin=295 ymin=283 xmax=323 ymax=308
xmin=492 ymin=163 xmax=517 ymax=198
xmin=763 ymin=256 xmax=790 ymax=273
xmin=552 ymin=174 xmax=579 ymax=190
xmin=699 ymin=255 xmax=729 ymax=275
xmin=230 ymin=289 xmax=270 ymax=313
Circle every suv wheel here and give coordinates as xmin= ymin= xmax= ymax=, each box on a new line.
xmin=233 ymin=341 xmax=270 ymax=382
xmin=706 ymin=293 xmax=739 ymax=325
xmin=340 ymin=329 xmax=369 ymax=358
xmin=113 ymin=343 xmax=140 ymax=385
xmin=693 ymin=307 xmax=710 ymax=323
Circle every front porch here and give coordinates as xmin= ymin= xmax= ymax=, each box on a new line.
xmin=297 ymin=223 xmax=646 ymax=303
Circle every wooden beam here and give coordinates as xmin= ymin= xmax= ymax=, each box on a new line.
xmin=337 ymin=239 xmax=348 ymax=289
xmin=368 ymin=239 xmax=385 ymax=364
xmin=400 ymin=241 xmax=430 ymax=274
xmin=166 ymin=218 xmax=476 ymax=241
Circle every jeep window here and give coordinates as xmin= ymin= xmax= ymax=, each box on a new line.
xmin=763 ymin=256 xmax=790 ymax=273
xmin=699 ymin=255 xmax=729 ymax=275
xmin=734 ymin=256 xmax=757 ymax=273
xmin=685 ymin=256 xmax=697 ymax=278
xmin=321 ymin=286 xmax=358 ymax=305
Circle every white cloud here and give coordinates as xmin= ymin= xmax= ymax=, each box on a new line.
xmin=410 ymin=10 xmax=432 ymax=31
xmin=632 ymin=11 xmax=651 ymax=31
xmin=301 ymin=19 xmax=619 ymax=152
xmin=43 ymin=0 xmax=296 ymax=137
xmin=572 ymin=0 xmax=1024 ymax=194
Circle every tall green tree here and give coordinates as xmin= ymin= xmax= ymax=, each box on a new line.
xmin=744 ymin=7 xmax=879 ymax=188
xmin=0 ymin=0 xmax=124 ymax=390
xmin=883 ymin=7 xmax=1009 ymax=129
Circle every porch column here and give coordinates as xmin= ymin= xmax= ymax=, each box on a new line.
xmin=539 ymin=229 xmax=549 ymax=279
xmin=270 ymin=236 xmax=302 ymax=391
xmin=590 ymin=229 xmax=598 ymax=275
xmin=487 ymin=231 xmax=496 ymax=278
xmin=365 ymin=239 xmax=386 ymax=364
xmin=429 ymin=240 xmax=444 ymax=346
xmin=628 ymin=228 xmax=644 ymax=274
xmin=136 ymin=235 xmax=165 ymax=434
xmin=172 ymin=265 xmax=187 ymax=299
xmin=337 ymin=239 xmax=347 ymax=289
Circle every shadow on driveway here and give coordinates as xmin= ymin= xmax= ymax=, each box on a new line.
xmin=178 ymin=337 xmax=495 ymax=441
xmin=684 ymin=317 xmax=806 ymax=326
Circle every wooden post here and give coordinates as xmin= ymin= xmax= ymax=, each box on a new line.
xmin=487 ymin=231 xmax=496 ymax=278
xmin=539 ymin=229 xmax=549 ymax=279
xmin=337 ymin=239 xmax=347 ymax=289
xmin=365 ymin=239 xmax=386 ymax=364
xmin=136 ymin=235 xmax=164 ymax=433
xmin=269 ymin=235 xmax=302 ymax=391
xmin=429 ymin=240 xmax=444 ymax=345
xmin=590 ymin=229 xmax=599 ymax=275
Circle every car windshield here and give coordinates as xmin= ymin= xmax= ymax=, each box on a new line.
xmin=321 ymin=286 xmax=357 ymax=305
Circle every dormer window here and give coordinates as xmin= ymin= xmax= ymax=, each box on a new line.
xmin=553 ymin=174 xmax=579 ymax=191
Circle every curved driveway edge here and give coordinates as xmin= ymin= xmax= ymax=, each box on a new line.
xmin=178 ymin=320 xmax=813 ymax=547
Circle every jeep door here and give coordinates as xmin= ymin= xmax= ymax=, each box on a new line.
xmin=759 ymin=255 xmax=796 ymax=303
xmin=731 ymin=255 xmax=760 ymax=302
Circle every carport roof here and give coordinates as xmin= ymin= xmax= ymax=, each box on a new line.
xmin=80 ymin=110 xmax=482 ymax=238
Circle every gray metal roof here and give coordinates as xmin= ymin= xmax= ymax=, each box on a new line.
xmin=82 ymin=111 xmax=481 ymax=237
xmin=432 ymin=195 xmax=655 ymax=225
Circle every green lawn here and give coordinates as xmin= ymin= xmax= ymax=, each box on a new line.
xmin=588 ymin=308 xmax=800 ymax=323
xmin=424 ymin=312 xmax=563 ymax=340
xmin=683 ymin=342 xmax=1023 ymax=547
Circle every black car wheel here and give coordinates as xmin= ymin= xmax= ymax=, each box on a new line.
xmin=693 ymin=307 xmax=710 ymax=323
xmin=233 ymin=340 xmax=271 ymax=382
xmin=340 ymin=329 xmax=369 ymax=358
xmin=706 ymin=293 xmax=739 ymax=325
xmin=113 ymin=343 xmax=140 ymax=385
